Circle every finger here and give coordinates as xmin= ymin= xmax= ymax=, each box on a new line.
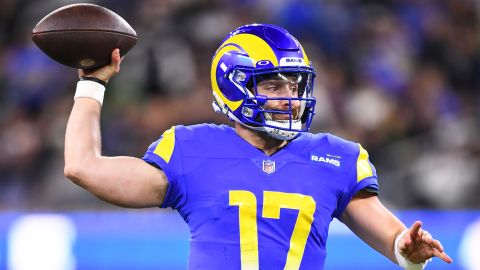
xmin=421 ymin=231 xmax=435 ymax=246
xmin=111 ymin=49 xmax=121 ymax=72
xmin=409 ymin=221 xmax=422 ymax=239
xmin=433 ymin=249 xmax=453 ymax=264
xmin=431 ymin=239 xmax=444 ymax=253
xmin=112 ymin=49 xmax=120 ymax=63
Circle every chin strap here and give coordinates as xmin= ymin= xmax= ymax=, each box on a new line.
xmin=263 ymin=119 xmax=301 ymax=140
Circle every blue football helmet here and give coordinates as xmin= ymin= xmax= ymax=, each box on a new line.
xmin=211 ymin=24 xmax=316 ymax=140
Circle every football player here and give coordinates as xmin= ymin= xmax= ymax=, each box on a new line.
xmin=64 ymin=24 xmax=452 ymax=269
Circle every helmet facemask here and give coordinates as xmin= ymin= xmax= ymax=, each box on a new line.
xmin=226 ymin=67 xmax=316 ymax=140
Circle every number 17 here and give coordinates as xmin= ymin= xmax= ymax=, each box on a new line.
xmin=229 ymin=190 xmax=316 ymax=270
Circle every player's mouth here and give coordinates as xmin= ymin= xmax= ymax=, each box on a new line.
xmin=270 ymin=109 xmax=299 ymax=121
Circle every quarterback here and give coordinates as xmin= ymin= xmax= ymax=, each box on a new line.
xmin=64 ymin=24 xmax=452 ymax=269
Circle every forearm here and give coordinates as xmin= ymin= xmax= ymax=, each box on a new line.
xmin=347 ymin=204 xmax=405 ymax=262
xmin=342 ymin=192 xmax=406 ymax=263
xmin=64 ymin=97 xmax=103 ymax=182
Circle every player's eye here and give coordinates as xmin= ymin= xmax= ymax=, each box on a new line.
xmin=267 ymin=85 xmax=278 ymax=91
xmin=259 ymin=82 xmax=277 ymax=91
xmin=289 ymin=82 xmax=298 ymax=93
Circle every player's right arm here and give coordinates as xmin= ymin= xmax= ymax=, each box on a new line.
xmin=64 ymin=49 xmax=168 ymax=208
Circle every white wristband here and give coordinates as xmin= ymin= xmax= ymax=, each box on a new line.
xmin=74 ymin=80 xmax=106 ymax=105
xmin=394 ymin=229 xmax=431 ymax=269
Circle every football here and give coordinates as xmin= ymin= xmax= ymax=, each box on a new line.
xmin=32 ymin=3 xmax=137 ymax=70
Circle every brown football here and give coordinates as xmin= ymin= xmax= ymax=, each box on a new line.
xmin=32 ymin=3 xmax=137 ymax=70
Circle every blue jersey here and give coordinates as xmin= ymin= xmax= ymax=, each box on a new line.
xmin=143 ymin=124 xmax=378 ymax=270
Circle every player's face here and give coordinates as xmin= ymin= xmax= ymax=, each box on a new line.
xmin=256 ymin=74 xmax=301 ymax=121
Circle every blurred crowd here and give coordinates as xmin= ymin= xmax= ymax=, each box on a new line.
xmin=0 ymin=0 xmax=479 ymax=210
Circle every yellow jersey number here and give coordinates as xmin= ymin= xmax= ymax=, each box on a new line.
xmin=229 ymin=190 xmax=316 ymax=270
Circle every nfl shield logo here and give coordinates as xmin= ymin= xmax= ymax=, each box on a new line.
xmin=262 ymin=160 xmax=276 ymax=174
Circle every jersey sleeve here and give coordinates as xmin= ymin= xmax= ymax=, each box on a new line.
xmin=334 ymin=144 xmax=379 ymax=218
xmin=142 ymin=126 xmax=184 ymax=209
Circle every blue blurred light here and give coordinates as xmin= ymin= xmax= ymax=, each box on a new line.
xmin=0 ymin=210 xmax=476 ymax=269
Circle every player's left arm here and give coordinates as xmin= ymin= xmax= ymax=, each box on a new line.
xmin=341 ymin=190 xmax=453 ymax=267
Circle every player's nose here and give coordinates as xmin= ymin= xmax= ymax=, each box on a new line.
xmin=280 ymin=93 xmax=300 ymax=108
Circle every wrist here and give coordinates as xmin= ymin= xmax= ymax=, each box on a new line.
xmin=394 ymin=230 xmax=431 ymax=270
xmin=80 ymin=76 xmax=108 ymax=86
xmin=74 ymin=80 xmax=106 ymax=105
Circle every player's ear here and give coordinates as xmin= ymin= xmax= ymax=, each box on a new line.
xmin=246 ymin=79 xmax=254 ymax=93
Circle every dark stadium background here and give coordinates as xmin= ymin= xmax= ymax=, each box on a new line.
xmin=0 ymin=0 xmax=478 ymax=269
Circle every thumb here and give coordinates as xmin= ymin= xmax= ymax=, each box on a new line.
xmin=112 ymin=49 xmax=122 ymax=72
